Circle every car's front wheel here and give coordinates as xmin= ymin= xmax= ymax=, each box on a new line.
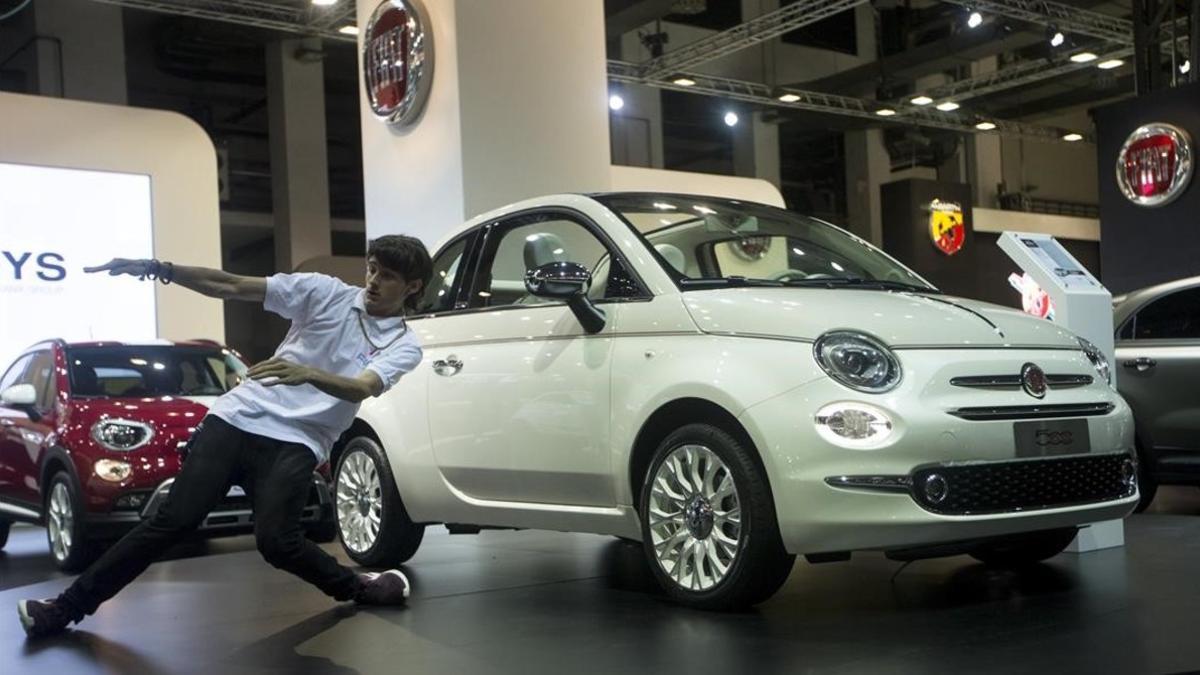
xmin=334 ymin=436 xmax=424 ymax=567
xmin=969 ymin=527 xmax=1078 ymax=567
xmin=45 ymin=472 xmax=97 ymax=572
xmin=639 ymin=423 xmax=795 ymax=610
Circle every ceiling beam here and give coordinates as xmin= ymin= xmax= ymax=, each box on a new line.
xmin=87 ymin=0 xmax=356 ymax=43
xmin=940 ymin=0 xmax=1134 ymax=45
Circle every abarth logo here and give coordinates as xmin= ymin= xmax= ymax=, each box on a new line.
xmin=928 ymin=200 xmax=965 ymax=256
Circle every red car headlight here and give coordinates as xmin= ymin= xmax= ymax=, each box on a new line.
xmin=91 ymin=419 xmax=155 ymax=451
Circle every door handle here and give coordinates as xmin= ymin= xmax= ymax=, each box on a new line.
xmin=1123 ymin=357 xmax=1157 ymax=372
xmin=432 ymin=356 xmax=463 ymax=377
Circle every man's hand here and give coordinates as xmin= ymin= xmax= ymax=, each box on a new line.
xmin=247 ymin=358 xmax=313 ymax=387
xmin=84 ymin=258 xmax=153 ymax=278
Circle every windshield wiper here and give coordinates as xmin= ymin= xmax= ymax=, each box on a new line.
xmin=781 ymin=277 xmax=941 ymax=294
xmin=680 ymin=276 xmax=784 ymax=289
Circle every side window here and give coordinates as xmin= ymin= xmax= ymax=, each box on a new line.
xmin=23 ymin=350 xmax=56 ymax=410
xmin=1132 ymin=287 xmax=1200 ymax=340
xmin=415 ymin=235 xmax=472 ymax=315
xmin=0 ymin=355 xmax=32 ymax=394
xmin=473 ymin=213 xmax=628 ymax=308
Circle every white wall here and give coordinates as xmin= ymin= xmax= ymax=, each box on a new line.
xmin=1001 ymin=108 xmax=1099 ymax=204
xmin=0 ymin=92 xmax=224 ymax=344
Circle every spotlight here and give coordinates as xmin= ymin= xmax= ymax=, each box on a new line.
xmin=1063 ymin=133 xmax=1084 ymax=142
xmin=936 ymin=101 xmax=961 ymax=112
xmin=1097 ymin=59 xmax=1124 ymax=70
xmin=311 ymin=0 xmax=337 ymax=5
xmin=967 ymin=11 xmax=983 ymax=28
xmin=911 ymin=95 xmax=933 ymax=106
xmin=672 ymin=77 xmax=696 ymax=86
xmin=609 ymin=94 xmax=624 ymax=111
xmin=1182 ymin=59 xmax=1191 ymax=75
xmin=975 ymin=121 xmax=996 ymax=130
xmin=778 ymin=93 xmax=801 ymax=103
xmin=338 ymin=25 xmax=359 ymax=35
xmin=1070 ymin=52 xmax=1098 ymax=63
xmin=1049 ymin=27 xmax=1065 ymax=47
xmin=876 ymin=108 xmax=897 ymax=116
xmin=724 ymin=111 xmax=739 ymax=127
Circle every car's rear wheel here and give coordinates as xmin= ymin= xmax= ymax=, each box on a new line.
xmin=639 ymin=423 xmax=794 ymax=610
xmin=334 ymin=437 xmax=424 ymax=567
xmin=969 ymin=527 xmax=1078 ymax=567
xmin=45 ymin=472 xmax=97 ymax=573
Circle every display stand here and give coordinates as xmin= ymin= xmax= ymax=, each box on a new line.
xmin=997 ymin=231 xmax=1125 ymax=553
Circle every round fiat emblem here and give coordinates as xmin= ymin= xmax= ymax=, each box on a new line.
xmin=363 ymin=0 xmax=434 ymax=128
xmin=1021 ymin=362 xmax=1047 ymax=399
xmin=1115 ymin=123 xmax=1193 ymax=207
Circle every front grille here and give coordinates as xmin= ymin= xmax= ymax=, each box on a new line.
xmin=911 ymin=453 xmax=1135 ymax=515
xmin=950 ymin=374 xmax=1093 ymax=390
xmin=948 ymin=402 xmax=1114 ymax=421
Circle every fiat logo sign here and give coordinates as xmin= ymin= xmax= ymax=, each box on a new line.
xmin=1021 ymin=362 xmax=1047 ymax=399
xmin=1116 ymin=123 xmax=1193 ymax=207
xmin=363 ymin=0 xmax=433 ymax=128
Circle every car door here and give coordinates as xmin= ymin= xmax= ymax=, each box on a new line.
xmin=1115 ymin=286 xmax=1200 ymax=453
xmin=4 ymin=349 xmax=58 ymax=507
xmin=424 ymin=209 xmax=644 ymax=507
xmin=0 ymin=353 xmax=35 ymax=506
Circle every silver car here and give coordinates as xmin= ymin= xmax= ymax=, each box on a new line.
xmin=1113 ymin=276 xmax=1200 ymax=510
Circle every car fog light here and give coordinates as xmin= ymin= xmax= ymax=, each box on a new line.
xmin=95 ymin=459 xmax=132 ymax=483
xmin=1121 ymin=458 xmax=1137 ymax=491
xmin=115 ymin=493 xmax=148 ymax=510
xmin=815 ymin=403 xmax=895 ymax=448
xmin=923 ymin=473 xmax=949 ymax=504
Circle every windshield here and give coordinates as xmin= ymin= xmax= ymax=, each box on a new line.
xmin=596 ymin=194 xmax=935 ymax=292
xmin=67 ymin=345 xmax=249 ymax=398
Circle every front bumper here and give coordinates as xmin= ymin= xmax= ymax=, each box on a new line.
xmin=738 ymin=347 xmax=1139 ymax=556
xmin=85 ymin=473 xmax=334 ymax=538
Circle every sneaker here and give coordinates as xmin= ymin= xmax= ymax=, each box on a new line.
xmin=353 ymin=569 xmax=410 ymax=606
xmin=17 ymin=599 xmax=72 ymax=639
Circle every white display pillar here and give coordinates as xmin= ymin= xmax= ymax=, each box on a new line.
xmin=355 ymin=0 xmax=612 ymax=245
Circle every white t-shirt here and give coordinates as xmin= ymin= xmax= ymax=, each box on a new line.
xmin=208 ymin=273 xmax=423 ymax=463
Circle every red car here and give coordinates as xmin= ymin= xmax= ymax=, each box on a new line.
xmin=0 ymin=339 xmax=335 ymax=571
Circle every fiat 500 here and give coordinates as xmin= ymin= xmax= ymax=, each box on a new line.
xmin=327 ymin=193 xmax=1137 ymax=609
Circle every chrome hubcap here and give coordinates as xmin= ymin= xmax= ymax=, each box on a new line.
xmin=648 ymin=444 xmax=741 ymax=592
xmin=336 ymin=449 xmax=382 ymax=553
xmin=47 ymin=483 xmax=74 ymax=562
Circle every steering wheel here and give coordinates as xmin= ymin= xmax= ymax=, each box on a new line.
xmin=769 ymin=268 xmax=811 ymax=282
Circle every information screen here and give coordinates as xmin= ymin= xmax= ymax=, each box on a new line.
xmin=1019 ymin=237 xmax=1097 ymax=290
xmin=0 ymin=162 xmax=156 ymax=369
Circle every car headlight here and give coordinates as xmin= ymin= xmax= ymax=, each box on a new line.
xmin=815 ymin=402 xmax=895 ymax=448
xmin=91 ymin=419 xmax=155 ymax=451
xmin=94 ymin=459 xmax=133 ymax=483
xmin=1077 ymin=336 xmax=1112 ymax=386
xmin=813 ymin=331 xmax=902 ymax=393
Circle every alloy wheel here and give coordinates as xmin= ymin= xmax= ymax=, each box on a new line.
xmin=47 ymin=482 xmax=74 ymax=563
xmin=336 ymin=449 xmax=383 ymax=553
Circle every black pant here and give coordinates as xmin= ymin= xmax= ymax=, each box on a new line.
xmin=61 ymin=415 xmax=358 ymax=616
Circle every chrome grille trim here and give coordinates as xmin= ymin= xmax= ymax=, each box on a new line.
xmin=948 ymin=402 xmax=1114 ymax=421
xmin=950 ymin=374 xmax=1094 ymax=390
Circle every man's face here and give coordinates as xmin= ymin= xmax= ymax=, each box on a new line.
xmin=364 ymin=255 xmax=422 ymax=316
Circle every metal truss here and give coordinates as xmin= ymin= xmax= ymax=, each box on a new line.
xmin=609 ymin=61 xmax=1087 ymax=144
xmin=88 ymin=0 xmax=356 ymax=43
xmin=638 ymin=0 xmax=867 ymax=80
xmin=941 ymin=0 xmax=1133 ymax=45
xmin=924 ymin=46 xmax=1134 ymax=101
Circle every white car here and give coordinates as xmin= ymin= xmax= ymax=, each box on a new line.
xmin=332 ymin=193 xmax=1137 ymax=609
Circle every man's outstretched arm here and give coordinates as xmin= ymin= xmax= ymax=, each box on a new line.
xmin=246 ymin=358 xmax=385 ymax=403
xmin=84 ymin=258 xmax=267 ymax=302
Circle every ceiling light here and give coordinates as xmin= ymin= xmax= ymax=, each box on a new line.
xmin=911 ymin=95 xmax=933 ymax=106
xmin=975 ymin=121 xmax=996 ymax=130
xmin=967 ymin=11 xmax=983 ymax=28
xmin=875 ymin=108 xmax=897 ymax=116
xmin=673 ymin=77 xmax=696 ymax=86
xmin=1062 ymin=133 xmax=1084 ymax=142
xmin=936 ymin=101 xmax=961 ymax=111
xmin=609 ymin=94 xmax=624 ymax=111
xmin=1070 ymin=52 xmax=1098 ymax=63
xmin=1097 ymin=59 xmax=1124 ymax=70
xmin=338 ymin=25 xmax=359 ymax=35
xmin=778 ymin=93 xmax=801 ymax=103
xmin=1050 ymin=30 xmax=1065 ymax=47
xmin=1181 ymin=59 xmax=1191 ymax=74
xmin=724 ymin=111 xmax=739 ymax=127
xmin=311 ymin=0 xmax=338 ymax=5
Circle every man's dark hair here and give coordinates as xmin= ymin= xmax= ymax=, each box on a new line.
xmin=368 ymin=234 xmax=433 ymax=312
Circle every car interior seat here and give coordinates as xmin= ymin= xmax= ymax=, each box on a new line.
xmin=655 ymin=243 xmax=687 ymax=275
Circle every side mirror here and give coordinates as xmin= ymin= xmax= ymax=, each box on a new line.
xmin=524 ymin=262 xmax=607 ymax=334
xmin=1 ymin=384 xmax=40 ymax=421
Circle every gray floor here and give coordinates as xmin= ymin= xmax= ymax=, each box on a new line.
xmin=3 ymin=488 xmax=1200 ymax=675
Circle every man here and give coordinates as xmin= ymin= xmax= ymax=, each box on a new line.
xmin=18 ymin=235 xmax=432 ymax=639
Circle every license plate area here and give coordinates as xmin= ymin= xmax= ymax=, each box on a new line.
xmin=1014 ymin=418 xmax=1091 ymax=457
